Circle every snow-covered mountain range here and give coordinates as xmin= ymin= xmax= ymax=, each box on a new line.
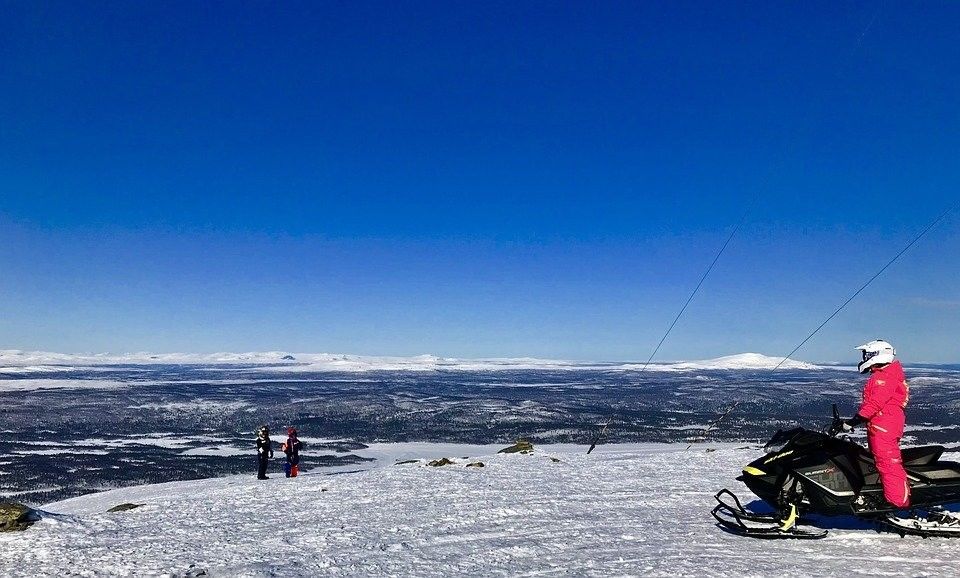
xmin=0 ymin=350 xmax=828 ymax=372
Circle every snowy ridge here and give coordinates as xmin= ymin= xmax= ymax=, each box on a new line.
xmin=0 ymin=379 xmax=135 ymax=393
xmin=259 ymin=354 xmax=589 ymax=372
xmin=646 ymin=352 xmax=821 ymax=371
xmin=0 ymin=350 xmax=302 ymax=367
xmin=0 ymin=350 xmax=829 ymax=372
xmin=3 ymin=443 xmax=954 ymax=577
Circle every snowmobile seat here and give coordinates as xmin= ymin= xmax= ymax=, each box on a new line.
xmin=846 ymin=446 xmax=947 ymax=479
xmin=908 ymin=464 xmax=960 ymax=481
xmin=902 ymin=446 xmax=945 ymax=466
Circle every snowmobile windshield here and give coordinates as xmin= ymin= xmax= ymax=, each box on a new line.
xmin=763 ymin=428 xmax=802 ymax=454
xmin=764 ymin=440 xmax=787 ymax=454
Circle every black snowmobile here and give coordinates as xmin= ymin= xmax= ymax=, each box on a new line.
xmin=713 ymin=406 xmax=960 ymax=539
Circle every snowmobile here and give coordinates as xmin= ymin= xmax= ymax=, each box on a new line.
xmin=713 ymin=405 xmax=960 ymax=539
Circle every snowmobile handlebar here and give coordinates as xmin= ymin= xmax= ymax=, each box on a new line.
xmin=826 ymin=404 xmax=846 ymax=437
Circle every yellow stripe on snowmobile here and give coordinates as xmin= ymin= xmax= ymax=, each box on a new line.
xmin=779 ymin=504 xmax=798 ymax=531
xmin=742 ymin=466 xmax=766 ymax=476
xmin=764 ymin=450 xmax=794 ymax=464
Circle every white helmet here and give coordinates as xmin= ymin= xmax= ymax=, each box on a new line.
xmin=855 ymin=339 xmax=896 ymax=374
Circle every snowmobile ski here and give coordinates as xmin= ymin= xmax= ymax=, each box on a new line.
xmin=713 ymin=489 xmax=781 ymax=523
xmin=712 ymin=489 xmax=828 ymax=539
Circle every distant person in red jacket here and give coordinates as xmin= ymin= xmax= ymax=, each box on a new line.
xmin=837 ymin=340 xmax=910 ymax=510
xmin=282 ymin=427 xmax=304 ymax=478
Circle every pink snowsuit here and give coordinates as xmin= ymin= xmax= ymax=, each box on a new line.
xmin=857 ymin=360 xmax=910 ymax=508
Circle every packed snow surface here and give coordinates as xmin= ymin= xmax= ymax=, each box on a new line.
xmin=0 ymin=350 xmax=829 ymax=372
xmin=4 ymin=443 xmax=958 ymax=577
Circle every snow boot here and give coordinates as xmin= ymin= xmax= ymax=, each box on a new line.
xmin=851 ymin=492 xmax=889 ymax=514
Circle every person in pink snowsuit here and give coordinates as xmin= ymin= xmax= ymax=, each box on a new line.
xmin=840 ymin=340 xmax=910 ymax=509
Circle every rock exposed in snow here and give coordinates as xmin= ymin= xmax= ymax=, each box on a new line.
xmin=498 ymin=440 xmax=534 ymax=454
xmin=0 ymin=503 xmax=38 ymax=532
xmin=106 ymin=503 xmax=143 ymax=513
xmin=427 ymin=458 xmax=456 ymax=467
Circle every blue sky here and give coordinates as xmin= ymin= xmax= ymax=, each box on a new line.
xmin=2 ymin=1 xmax=958 ymax=362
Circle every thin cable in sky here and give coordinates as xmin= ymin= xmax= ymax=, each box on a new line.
xmin=854 ymin=1 xmax=884 ymax=50
xmin=587 ymin=212 xmax=748 ymax=453
xmin=771 ymin=201 xmax=957 ymax=372
xmin=687 ymin=201 xmax=958 ymax=449
xmin=639 ymin=211 xmax=748 ymax=372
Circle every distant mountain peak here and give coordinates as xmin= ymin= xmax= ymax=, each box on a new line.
xmin=657 ymin=352 xmax=819 ymax=371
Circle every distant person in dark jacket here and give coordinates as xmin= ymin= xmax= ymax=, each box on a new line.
xmin=255 ymin=425 xmax=274 ymax=480
xmin=282 ymin=427 xmax=304 ymax=478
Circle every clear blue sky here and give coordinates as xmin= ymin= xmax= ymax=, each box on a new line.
xmin=2 ymin=1 xmax=958 ymax=362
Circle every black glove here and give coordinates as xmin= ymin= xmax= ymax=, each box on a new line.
xmin=830 ymin=414 xmax=867 ymax=436
xmin=846 ymin=414 xmax=867 ymax=430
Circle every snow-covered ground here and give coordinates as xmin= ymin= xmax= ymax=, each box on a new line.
xmin=3 ymin=443 xmax=958 ymax=577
